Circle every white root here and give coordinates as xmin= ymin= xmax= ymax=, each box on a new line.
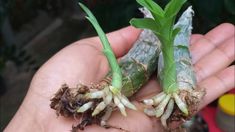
xmin=119 ymin=95 xmax=137 ymax=110
xmin=173 ymin=93 xmax=188 ymax=115
xmin=144 ymin=108 xmax=156 ymax=116
xmin=155 ymin=94 xmax=171 ymax=117
xmin=143 ymin=99 xmax=154 ymax=105
xmin=100 ymin=106 xmax=113 ymax=127
xmin=161 ymin=99 xmax=174 ymax=128
xmin=77 ymin=85 xmax=136 ymax=118
xmin=114 ymin=96 xmax=127 ymax=116
xmin=85 ymin=91 xmax=104 ymax=99
xmin=152 ymin=92 xmax=166 ymax=105
xmin=78 ymin=85 xmax=136 ymax=117
xmin=77 ymin=102 xmax=93 ymax=113
xmin=92 ymin=101 xmax=107 ymax=116
xmin=104 ymin=92 xmax=113 ymax=104
xmin=143 ymin=92 xmax=189 ymax=127
xmin=143 ymin=92 xmax=166 ymax=105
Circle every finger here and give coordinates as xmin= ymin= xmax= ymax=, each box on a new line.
xmin=107 ymin=106 xmax=163 ymax=132
xmin=190 ymin=34 xmax=203 ymax=44
xmin=194 ymin=36 xmax=235 ymax=82
xmin=199 ymin=65 xmax=235 ymax=109
xmin=80 ymin=26 xmax=141 ymax=57
xmin=190 ymin=23 xmax=235 ymax=63
xmin=205 ymin=23 xmax=235 ymax=45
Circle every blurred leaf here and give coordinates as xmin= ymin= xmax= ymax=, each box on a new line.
xmin=136 ymin=0 xmax=164 ymax=17
xmin=164 ymin=0 xmax=186 ymax=18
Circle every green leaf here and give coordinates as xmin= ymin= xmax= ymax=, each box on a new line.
xmin=132 ymin=0 xmax=188 ymax=93
xmin=159 ymin=17 xmax=176 ymax=40
xmin=136 ymin=0 xmax=164 ymax=17
xmin=79 ymin=2 xmax=123 ymax=89
xmin=130 ymin=18 xmax=160 ymax=34
xmin=79 ymin=3 xmax=98 ymax=24
xmin=79 ymin=3 xmax=109 ymax=49
xmin=164 ymin=0 xmax=186 ymax=18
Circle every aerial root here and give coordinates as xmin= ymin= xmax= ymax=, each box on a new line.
xmin=142 ymin=91 xmax=188 ymax=127
xmin=161 ymin=99 xmax=174 ymax=128
xmin=50 ymin=83 xmax=137 ymax=130
xmin=100 ymin=106 xmax=113 ymax=127
xmin=173 ymin=93 xmax=188 ymax=115
xmin=155 ymin=94 xmax=171 ymax=117
xmin=77 ymin=86 xmax=137 ymax=117
xmin=77 ymin=102 xmax=93 ymax=113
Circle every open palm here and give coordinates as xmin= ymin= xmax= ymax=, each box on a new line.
xmin=5 ymin=23 xmax=234 ymax=132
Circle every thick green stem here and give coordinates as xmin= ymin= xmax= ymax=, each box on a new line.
xmin=79 ymin=3 xmax=122 ymax=90
xmin=103 ymin=49 xmax=122 ymax=90
xmin=130 ymin=0 xmax=187 ymax=94
xmin=160 ymin=38 xmax=177 ymax=93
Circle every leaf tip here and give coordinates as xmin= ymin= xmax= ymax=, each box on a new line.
xmin=78 ymin=2 xmax=84 ymax=9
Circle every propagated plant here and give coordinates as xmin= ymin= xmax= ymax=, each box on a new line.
xmin=130 ymin=0 xmax=205 ymax=128
xmin=50 ymin=0 xmax=206 ymax=131
xmin=50 ymin=3 xmax=161 ymax=131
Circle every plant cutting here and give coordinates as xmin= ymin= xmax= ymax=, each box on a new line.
xmin=50 ymin=3 xmax=161 ymax=131
xmin=130 ymin=0 xmax=205 ymax=128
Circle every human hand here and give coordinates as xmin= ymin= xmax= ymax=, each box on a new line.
xmin=5 ymin=23 xmax=235 ymax=132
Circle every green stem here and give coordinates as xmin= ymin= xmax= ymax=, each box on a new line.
xmin=130 ymin=0 xmax=187 ymax=94
xmin=160 ymin=38 xmax=177 ymax=93
xmin=79 ymin=3 xmax=122 ymax=90
xmin=103 ymin=49 xmax=122 ymax=89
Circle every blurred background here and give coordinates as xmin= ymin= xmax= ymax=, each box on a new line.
xmin=0 ymin=0 xmax=234 ymax=131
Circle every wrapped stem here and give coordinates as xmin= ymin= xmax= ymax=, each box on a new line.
xmin=133 ymin=1 xmax=205 ymax=128
xmin=130 ymin=0 xmax=187 ymax=93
